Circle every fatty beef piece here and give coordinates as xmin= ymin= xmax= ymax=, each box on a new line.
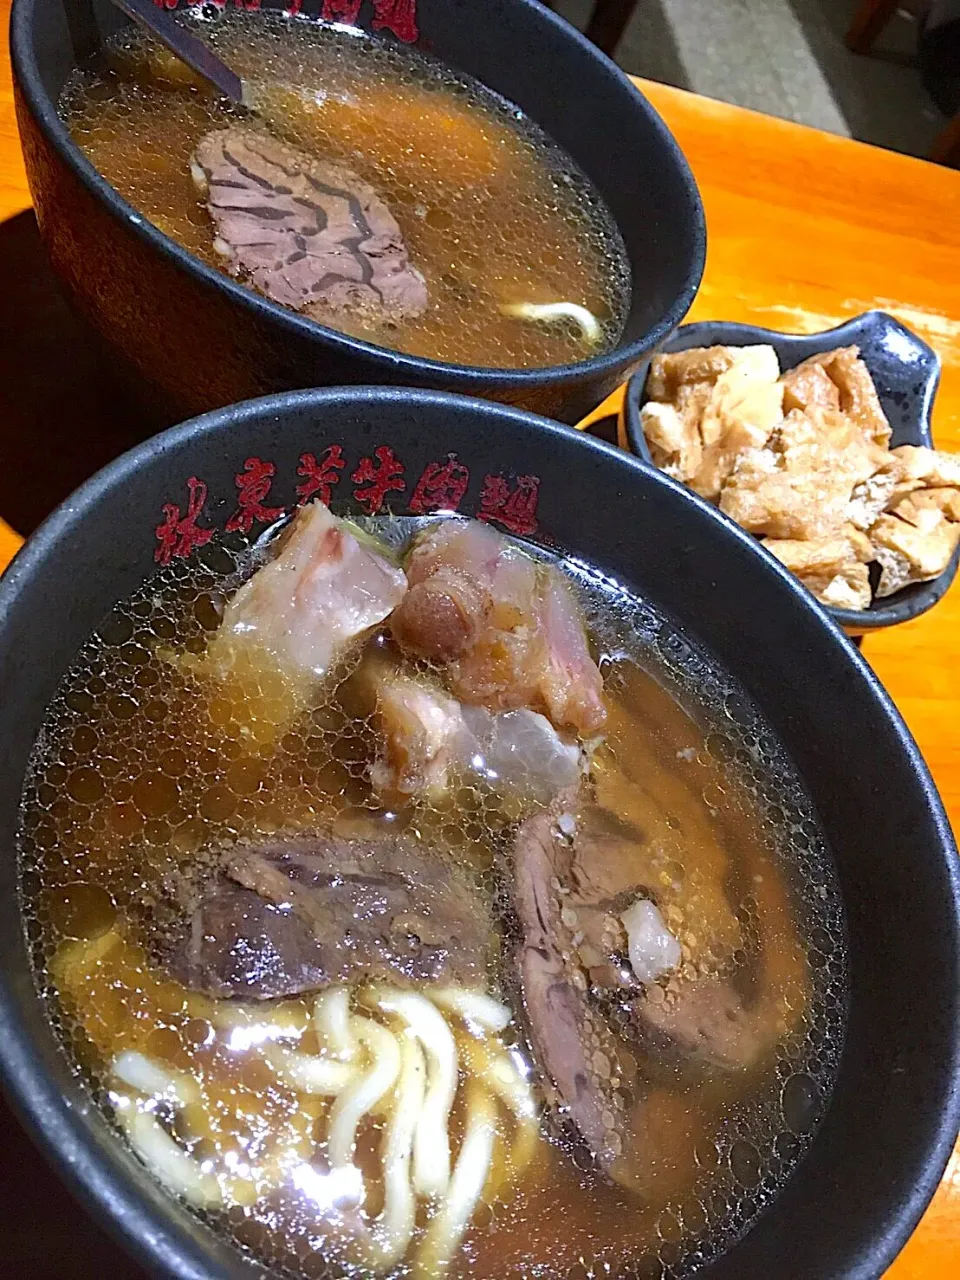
xmin=178 ymin=500 xmax=407 ymax=748
xmin=346 ymin=652 xmax=582 ymax=807
xmin=192 ymin=504 xmax=602 ymax=811
xmin=342 ymin=517 xmax=605 ymax=811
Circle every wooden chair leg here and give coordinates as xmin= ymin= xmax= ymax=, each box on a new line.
xmin=584 ymin=0 xmax=639 ymax=56
xmin=844 ymin=0 xmax=902 ymax=54
xmin=930 ymin=110 xmax=960 ymax=165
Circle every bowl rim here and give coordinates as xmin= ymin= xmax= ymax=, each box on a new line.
xmin=9 ymin=0 xmax=706 ymax=385
xmin=1 ymin=385 xmax=959 ymax=1279
xmin=621 ymin=310 xmax=956 ymax=633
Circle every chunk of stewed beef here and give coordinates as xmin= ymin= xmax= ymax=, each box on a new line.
xmin=629 ymin=975 xmax=767 ymax=1071
xmin=511 ymin=792 xmax=787 ymax=1183
xmin=166 ymin=833 xmax=490 ymax=999
xmin=513 ymin=797 xmax=631 ymax=1172
xmin=191 ymin=127 xmax=428 ymax=325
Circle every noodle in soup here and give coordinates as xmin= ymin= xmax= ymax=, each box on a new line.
xmin=59 ymin=10 xmax=632 ymax=371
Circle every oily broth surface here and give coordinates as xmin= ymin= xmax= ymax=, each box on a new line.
xmin=59 ymin=10 xmax=631 ymax=370
xmin=17 ymin=520 xmax=846 ymax=1279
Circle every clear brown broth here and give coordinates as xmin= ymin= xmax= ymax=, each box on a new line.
xmin=58 ymin=11 xmax=631 ymax=371
xmin=17 ymin=523 xmax=846 ymax=1278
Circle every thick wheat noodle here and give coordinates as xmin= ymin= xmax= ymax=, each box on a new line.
xmin=428 ymin=988 xmax=512 ymax=1035
xmin=369 ymin=989 xmax=458 ymax=1198
xmin=314 ymin=987 xmax=356 ymax=1059
xmin=117 ymin=1101 xmax=223 ymax=1208
xmin=112 ymin=1050 xmax=200 ymax=1108
xmin=262 ymin=1043 xmax=358 ymax=1095
xmin=327 ymin=1014 xmax=402 ymax=1170
xmin=499 ymin=301 xmax=602 ymax=348
xmin=366 ymin=1033 xmax=427 ymax=1270
xmin=413 ymin=1084 xmax=498 ymax=1279
xmin=459 ymin=1037 xmax=539 ymax=1192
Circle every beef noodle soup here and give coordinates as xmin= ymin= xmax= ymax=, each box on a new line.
xmin=18 ymin=505 xmax=845 ymax=1278
xmin=59 ymin=9 xmax=632 ymax=371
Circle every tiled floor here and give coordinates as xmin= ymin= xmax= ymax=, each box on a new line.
xmin=551 ymin=0 xmax=948 ymax=159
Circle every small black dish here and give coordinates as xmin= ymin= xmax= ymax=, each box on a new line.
xmin=623 ymin=311 xmax=952 ymax=635
xmin=10 ymin=0 xmax=705 ymax=426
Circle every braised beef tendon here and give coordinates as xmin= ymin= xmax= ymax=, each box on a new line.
xmin=177 ymin=499 xmax=407 ymax=748
xmin=391 ymin=518 xmax=607 ymax=736
xmin=355 ymin=653 xmax=582 ymax=806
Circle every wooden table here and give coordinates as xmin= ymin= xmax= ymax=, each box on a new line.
xmin=1 ymin=3 xmax=960 ymax=1274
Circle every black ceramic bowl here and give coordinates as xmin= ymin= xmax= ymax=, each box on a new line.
xmin=10 ymin=0 xmax=705 ymax=426
xmin=622 ymin=311 xmax=953 ymax=635
xmin=1 ymin=387 xmax=959 ymax=1279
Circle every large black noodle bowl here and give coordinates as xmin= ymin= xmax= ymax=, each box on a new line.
xmin=10 ymin=0 xmax=705 ymax=425
xmin=0 ymin=388 xmax=958 ymax=1279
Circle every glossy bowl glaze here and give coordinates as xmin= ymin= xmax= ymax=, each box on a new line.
xmin=623 ymin=311 xmax=951 ymax=634
xmin=10 ymin=0 xmax=705 ymax=426
xmin=1 ymin=386 xmax=959 ymax=1279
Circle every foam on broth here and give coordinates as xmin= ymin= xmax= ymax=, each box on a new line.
xmin=17 ymin=515 xmax=846 ymax=1278
xmin=58 ymin=9 xmax=632 ymax=371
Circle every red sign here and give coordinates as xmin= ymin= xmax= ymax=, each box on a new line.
xmin=154 ymin=447 xmax=542 ymax=563
xmin=477 ymin=473 xmax=541 ymax=536
xmin=225 ymin=457 xmax=286 ymax=534
xmin=409 ymin=456 xmax=470 ymax=514
xmin=155 ymin=477 xmax=215 ymax=566
xmin=153 ymin=0 xmax=418 ymax=41
xmin=296 ymin=445 xmax=346 ymax=506
xmin=351 ymin=445 xmax=406 ymax=515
